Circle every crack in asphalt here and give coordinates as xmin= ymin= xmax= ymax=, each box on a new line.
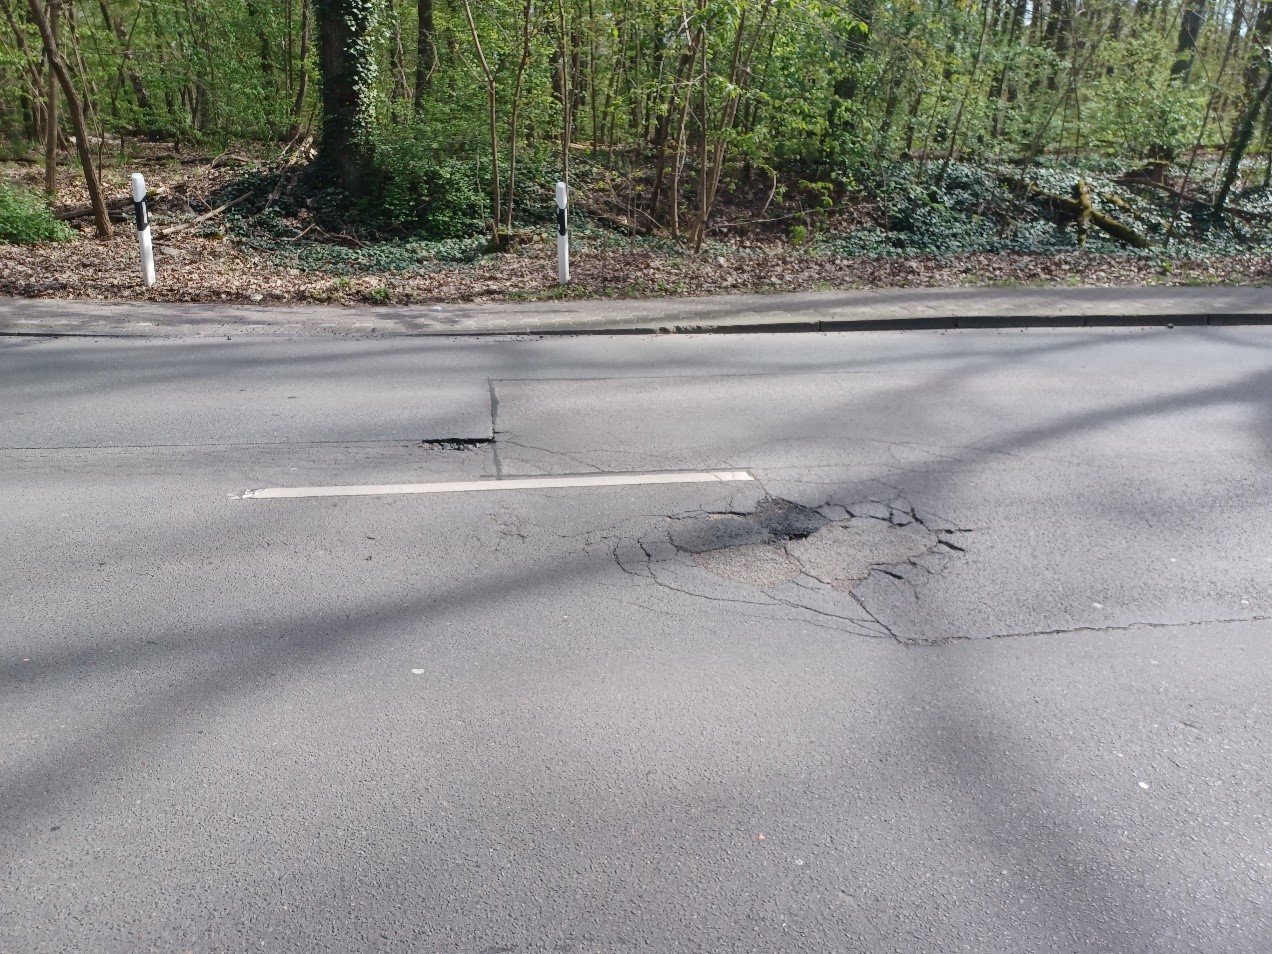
xmin=961 ymin=615 xmax=1272 ymax=644
xmin=497 ymin=439 xmax=609 ymax=474
xmin=608 ymin=545 xmax=894 ymax=638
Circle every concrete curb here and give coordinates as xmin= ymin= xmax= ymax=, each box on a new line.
xmin=4 ymin=313 xmax=1272 ymax=337
xmin=527 ymin=313 xmax=1272 ymax=336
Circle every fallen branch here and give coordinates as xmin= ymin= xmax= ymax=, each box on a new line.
xmin=1114 ymin=176 xmax=1202 ymax=204
xmin=1218 ymin=204 xmax=1272 ymax=224
xmin=590 ymin=210 xmax=643 ymax=235
xmin=56 ymin=188 xmax=166 ymax=221
xmin=326 ymin=229 xmax=366 ymax=248
xmin=1003 ymin=176 xmax=1150 ymax=249
xmin=154 ymin=191 xmax=252 ymax=238
xmin=595 ymin=195 xmax=666 ymax=236
xmin=709 ymin=209 xmax=813 ymax=231
xmin=209 ymin=152 xmax=253 ymax=168
xmin=1114 ymin=176 xmax=1272 ymax=223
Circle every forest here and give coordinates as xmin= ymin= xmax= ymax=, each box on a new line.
xmin=1 ymin=0 xmax=1271 ymax=302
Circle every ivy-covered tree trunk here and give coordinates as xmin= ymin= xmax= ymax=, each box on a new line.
xmin=316 ymin=0 xmax=376 ymax=195
xmin=1170 ymin=0 xmax=1206 ymax=82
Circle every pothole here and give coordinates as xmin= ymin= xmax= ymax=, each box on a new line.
xmin=678 ymin=497 xmax=942 ymax=591
xmin=615 ymin=494 xmax=970 ymax=638
xmin=417 ymin=437 xmax=493 ymax=450
xmin=669 ymin=497 xmax=827 ymax=553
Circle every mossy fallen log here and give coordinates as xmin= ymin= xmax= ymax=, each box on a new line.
xmin=1002 ymin=176 xmax=1150 ymax=249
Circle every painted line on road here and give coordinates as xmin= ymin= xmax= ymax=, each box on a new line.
xmin=239 ymin=470 xmax=755 ymax=500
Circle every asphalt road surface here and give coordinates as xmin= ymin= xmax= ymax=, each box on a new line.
xmin=2 ymin=326 xmax=1270 ymax=953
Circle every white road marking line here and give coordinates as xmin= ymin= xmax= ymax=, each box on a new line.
xmin=240 ymin=470 xmax=754 ymax=500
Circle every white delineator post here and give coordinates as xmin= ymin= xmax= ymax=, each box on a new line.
xmin=555 ymin=180 xmax=569 ymax=285
xmin=130 ymin=172 xmax=156 ymax=288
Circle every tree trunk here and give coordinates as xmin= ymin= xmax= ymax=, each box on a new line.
xmin=504 ymin=0 xmax=534 ymax=231
xmin=95 ymin=0 xmax=153 ymax=115
xmin=692 ymin=7 xmax=707 ymax=250
xmin=44 ymin=0 xmax=58 ymax=198
xmin=1215 ymin=59 xmax=1272 ymax=211
xmin=413 ymin=0 xmax=434 ymax=110
xmin=988 ymin=0 xmax=1026 ymax=137
xmin=291 ymin=0 xmax=309 ymax=130
xmin=828 ymin=0 xmax=873 ymax=144
xmin=1 ymin=0 xmax=50 ymax=141
xmin=460 ymin=0 xmax=503 ymax=247
xmin=1244 ymin=0 xmax=1272 ymax=93
xmin=557 ymin=0 xmax=572 ymax=184
xmin=26 ymin=0 xmax=110 ymax=238
xmin=693 ymin=0 xmax=772 ymax=248
xmin=940 ymin=0 xmax=992 ymax=177
xmin=650 ymin=26 xmax=699 ymax=227
xmin=386 ymin=0 xmax=409 ymax=103
xmin=245 ymin=0 xmax=275 ymax=79
xmin=178 ymin=0 xmax=212 ymax=133
xmin=315 ymin=0 xmax=376 ymax=194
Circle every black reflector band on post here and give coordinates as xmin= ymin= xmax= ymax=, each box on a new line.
xmin=134 ymin=199 xmax=148 ymax=232
xmin=557 ymin=207 xmax=567 ymax=236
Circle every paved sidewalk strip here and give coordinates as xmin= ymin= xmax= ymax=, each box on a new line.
xmin=2 ymin=286 xmax=1270 ymax=337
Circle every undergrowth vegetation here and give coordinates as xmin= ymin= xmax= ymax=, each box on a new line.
xmin=0 ymin=182 xmax=73 ymax=245
xmin=186 ymin=153 xmax=1270 ymax=277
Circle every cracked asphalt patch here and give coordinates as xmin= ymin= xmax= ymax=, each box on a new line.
xmin=616 ymin=495 xmax=968 ymax=639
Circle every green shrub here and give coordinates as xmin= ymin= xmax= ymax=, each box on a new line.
xmin=0 ymin=182 xmax=74 ymax=244
xmin=367 ymin=133 xmax=485 ymax=239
